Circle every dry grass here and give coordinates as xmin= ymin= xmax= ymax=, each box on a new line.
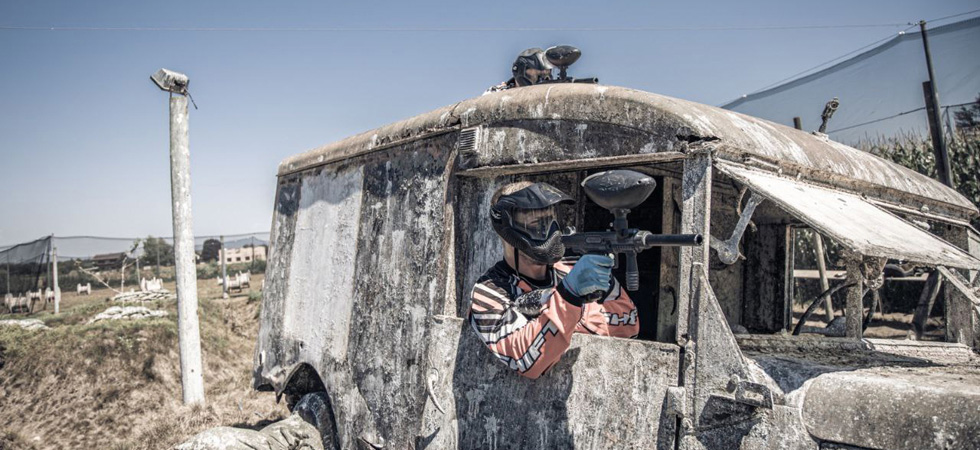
xmin=0 ymin=274 xmax=288 ymax=449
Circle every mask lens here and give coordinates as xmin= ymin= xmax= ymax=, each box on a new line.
xmin=513 ymin=208 xmax=559 ymax=241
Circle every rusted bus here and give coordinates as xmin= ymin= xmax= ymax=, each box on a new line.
xmin=256 ymin=83 xmax=980 ymax=450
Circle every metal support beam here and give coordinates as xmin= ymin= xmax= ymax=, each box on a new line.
xmin=844 ymin=258 xmax=864 ymax=339
xmin=677 ymin=151 xmax=712 ymax=343
xmin=783 ymin=227 xmax=796 ymax=332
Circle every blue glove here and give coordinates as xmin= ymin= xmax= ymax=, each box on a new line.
xmin=559 ymin=255 xmax=613 ymax=306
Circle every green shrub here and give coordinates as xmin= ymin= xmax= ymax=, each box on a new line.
xmin=861 ymin=131 xmax=980 ymax=228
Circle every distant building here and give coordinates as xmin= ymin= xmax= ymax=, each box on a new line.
xmin=92 ymin=252 xmax=126 ymax=271
xmin=219 ymin=246 xmax=267 ymax=264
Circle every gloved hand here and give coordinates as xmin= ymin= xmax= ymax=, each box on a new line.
xmin=558 ymin=254 xmax=613 ymax=306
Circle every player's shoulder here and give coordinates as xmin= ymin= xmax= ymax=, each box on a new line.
xmin=475 ymin=260 xmax=518 ymax=296
xmin=482 ymin=78 xmax=516 ymax=95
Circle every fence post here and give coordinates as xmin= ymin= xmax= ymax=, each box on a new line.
xmin=155 ymin=241 xmax=161 ymax=278
xmin=220 ymin=235 xmax=228 ymax=299
xmin=52 ymin=247 xmax=60 ymax=314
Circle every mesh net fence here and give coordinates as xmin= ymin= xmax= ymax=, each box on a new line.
xmin=722 ymin=17 xmax=980 ymax=145
xmin=1 ymin=232 xmax=269 ymax=297
xmin=0 ymin=236 xmax=51 ymax=295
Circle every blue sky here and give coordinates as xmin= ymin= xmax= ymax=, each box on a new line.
xmin=0 ymin=0 xmax=976 ymax=246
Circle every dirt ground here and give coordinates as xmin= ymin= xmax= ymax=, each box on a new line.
xmin=0 ymin=274 xmax=288 ymax=449
xmin=791 ymin=303 xmax=946 ymax=340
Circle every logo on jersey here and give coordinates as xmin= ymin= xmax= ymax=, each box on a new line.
xmin=604 ymin=309 xmax=637 ymax=326
xmin=495 ymin=320 xmax=560 ymax=373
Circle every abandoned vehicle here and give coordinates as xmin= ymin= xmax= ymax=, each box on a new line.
xmin=253 ymin=83 xmax=980 ymax=449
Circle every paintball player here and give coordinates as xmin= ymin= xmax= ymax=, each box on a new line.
xmin=468 ymin=181 xmax=639 ymax=379
xmin=484 ymin=47 xmax=555 ymax=94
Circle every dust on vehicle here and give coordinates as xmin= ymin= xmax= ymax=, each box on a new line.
xmin=253 ymin=81 xmax=980 ymax=449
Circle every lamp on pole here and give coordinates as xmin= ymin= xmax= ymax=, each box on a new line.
xmin=150 ymin=68 xmax=205 ymax=405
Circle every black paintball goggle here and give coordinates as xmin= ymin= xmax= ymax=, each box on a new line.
xmin=490 ymin=183 xmax=574 ymax=264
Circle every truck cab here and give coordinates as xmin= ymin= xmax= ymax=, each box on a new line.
xmin=254 ymin=84 xmax=980 ymax=449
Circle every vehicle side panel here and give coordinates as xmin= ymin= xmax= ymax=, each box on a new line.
xmin=255 ymin=135 xmax=455 ymax=447
xmin=346 ymin=140 xmax=452 ymax=445
xmin=420 ymin=316 xmax=680 ymax=450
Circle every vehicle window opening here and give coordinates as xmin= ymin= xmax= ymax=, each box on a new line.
xmin=453 ymin=165 xmax=674 ymax=344
xmin=791 ymin=227 xmax=948 ymax=341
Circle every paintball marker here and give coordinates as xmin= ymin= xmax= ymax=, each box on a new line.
xmin=562 ymin=170 xmax=702 ymax=291
xmin=537 ymin=45 xmax=598 ymax=85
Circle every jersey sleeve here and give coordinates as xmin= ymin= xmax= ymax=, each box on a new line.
xmin=578 ymin=278 xmax=640 ymax=338
xmin=469 ymin=278 xmax=583 ymax=379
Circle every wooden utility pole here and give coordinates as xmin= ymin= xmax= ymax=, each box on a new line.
xmin=152 ymin=68 xmax=205 ymax=405
xmin=220 ymin=235 xmax=228 ymax=299
xmin=919 ymin=20 xmax=953 ymax=187
xmin=813 ymin=235 xmax=834 ymax=321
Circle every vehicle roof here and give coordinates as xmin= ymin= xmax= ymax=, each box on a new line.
xmin=278 ymin=84 xmax=977 ymax=219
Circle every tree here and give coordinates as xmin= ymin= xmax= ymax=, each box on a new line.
xmin=143 ymin=236 xmax=175 ymax=267
xmin=200 ymin=239 xmax=221 ymax=263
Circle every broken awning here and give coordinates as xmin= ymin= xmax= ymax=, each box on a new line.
xmin=715 ymin=162 xmax=980 ymax=270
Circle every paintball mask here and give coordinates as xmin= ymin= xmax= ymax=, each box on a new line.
xmin=491 ymin=182 xmax=574 ymax=265
xmin=512 ymin=48 xmax=555 ymax=86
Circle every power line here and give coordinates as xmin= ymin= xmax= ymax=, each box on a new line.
xmin=829 ymin=107 xmax=926 ymax=133
xmin=0 ymin=23 xmax=912 ymax=33
xmin=828 ymin=101 xmax=976 ymax=133
xmin=923 ymin=8 xmax=980 ymax=25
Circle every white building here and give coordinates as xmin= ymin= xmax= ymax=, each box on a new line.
xmin=219 ymin=246 xmax=267 ymax=264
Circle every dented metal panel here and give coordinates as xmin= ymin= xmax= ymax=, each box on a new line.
xmin=716 ymin=161 xmax=980 ymax=270
xmin=282 ymin=167 xmax=364 ymax=362
xmin=419 ymin=316 xmax=680 ymax=450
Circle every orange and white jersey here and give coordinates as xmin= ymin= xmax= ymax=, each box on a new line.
xmin=468 ymin=258 xmax=639 ymax=379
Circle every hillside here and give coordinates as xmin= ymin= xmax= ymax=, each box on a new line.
xmin=0 ymin=275 xmax=287 ymax=449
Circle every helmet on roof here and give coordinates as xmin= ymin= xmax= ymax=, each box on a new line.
xmin=512 ymin=48 xmax=555 ymax=87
